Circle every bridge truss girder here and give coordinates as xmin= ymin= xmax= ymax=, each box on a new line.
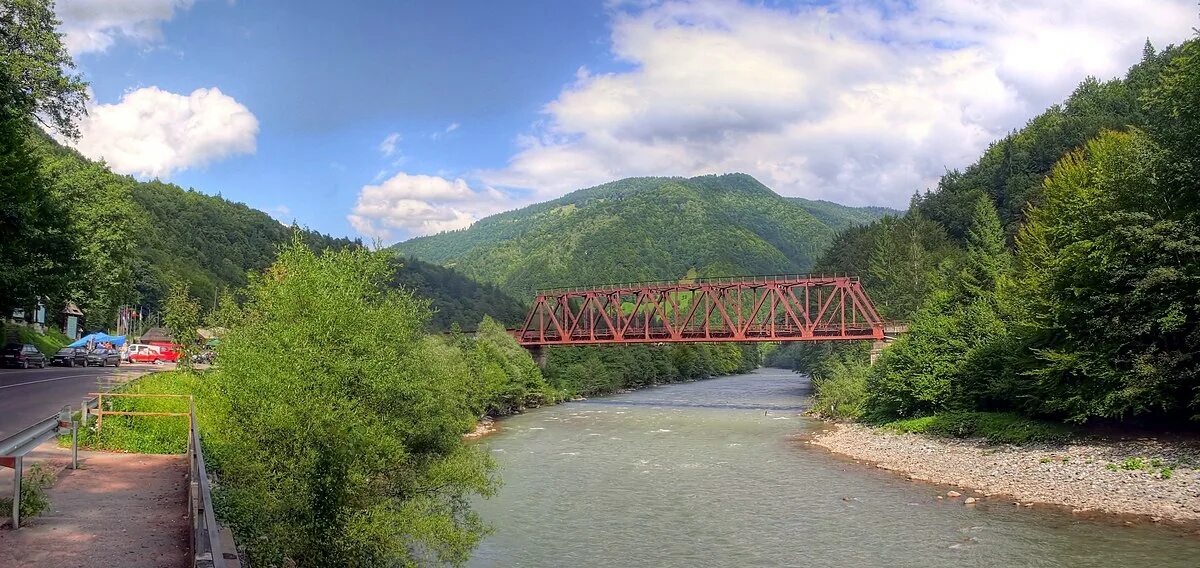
xmin=513 ymin=276 xmax=885 ymax=346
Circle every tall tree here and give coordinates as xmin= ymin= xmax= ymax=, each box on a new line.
xmin=162 ymin=279 xmax=200 ymax=369
xmin=0 ymin=0 xmax=88 ymax=137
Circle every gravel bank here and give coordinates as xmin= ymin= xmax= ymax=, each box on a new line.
xmin=808 ymin=422 xmax=1200 ymax=524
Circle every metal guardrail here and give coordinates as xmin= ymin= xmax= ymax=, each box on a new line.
xmin=1 ymin=406 xmax=79 ymax=529
xmin=188 ymin=399 xmax=227 ymax=568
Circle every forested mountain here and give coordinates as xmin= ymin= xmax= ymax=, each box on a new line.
xmin=775 ymin=38 xmax=1200 ymax=427
xmin=390 ymin=256 xmax=526 ymax=329
xmin=788 ymin=197 xmax=897 ymax=231
xmin=393 ymin=173 xmax=891 ymax=297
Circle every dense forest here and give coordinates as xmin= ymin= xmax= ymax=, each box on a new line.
xmin=771 ymin=38 xmax=1200 ymax=427
xmin=392 ymin=173 xmax=894 ymax=297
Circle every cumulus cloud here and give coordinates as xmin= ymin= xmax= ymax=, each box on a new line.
xmin=347 ymin=172 xmax=508 ymax=242
xmin=70 ymin=86 xmax=259 ymax=178
xmin=480 ymin=0 xmax=1197 ymax=207
xmin=378 ymin=132 xmax=401 ymax=156
xmin=56 ymin=0 xmax=195 ymax=55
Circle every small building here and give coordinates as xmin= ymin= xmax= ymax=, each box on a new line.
xmin=61 ymin=302 xmax=84 ymax=339
xmin=139 ymin=326 xmax=175 ymax=348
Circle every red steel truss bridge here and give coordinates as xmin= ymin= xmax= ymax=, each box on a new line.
xmin=512 ymin=275 xmax=887 ymax=347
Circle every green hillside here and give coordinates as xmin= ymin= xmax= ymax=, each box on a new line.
xmin=789 ymin=198 xmax=898 ymax=231
xmin=393 ymin=173 xmax=889 ymax=297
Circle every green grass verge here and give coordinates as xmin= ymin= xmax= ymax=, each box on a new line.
xmin=4 ymin=322 xmax=71 ymax=356
xmin=64 ymin=371 xmax=199 ymax=454
xmin=882 ymin=411 xmax=1072 ymax=445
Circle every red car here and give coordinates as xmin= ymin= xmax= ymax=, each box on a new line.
xmin=127 ymin=344 xmax=181 ymax=364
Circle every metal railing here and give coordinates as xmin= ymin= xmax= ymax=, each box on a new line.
xmin=534 ymin=273 xmax=862 ymax=294
xmin=188 ymin=399 xmax=227 ymax=568
xmin=1 ymin=406 xmax=79 ymax=529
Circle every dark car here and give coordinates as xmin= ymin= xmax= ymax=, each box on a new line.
xmin=2 ymin=343 xmax=47 ymax=368
xmin=52 ymin=347 xmax=88 ymax=367
xmin=85 ymin=348 xmax=121 ymax=367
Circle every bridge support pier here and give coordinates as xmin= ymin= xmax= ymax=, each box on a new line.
xmin=869 ymin=340 xmax=887 ymax=365
xmin=526 ymin=345 xmax=546 ymax=369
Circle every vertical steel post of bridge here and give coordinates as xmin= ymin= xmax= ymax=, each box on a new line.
xmin=511 ymin=275 xmax=887 ymax=347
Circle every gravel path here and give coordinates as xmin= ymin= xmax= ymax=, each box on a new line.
xmin=809 ymin=422 xmax=1200 ymax=524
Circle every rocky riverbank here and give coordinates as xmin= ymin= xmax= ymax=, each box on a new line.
xmin=808 ymin=422 xmax=1200 ymax=525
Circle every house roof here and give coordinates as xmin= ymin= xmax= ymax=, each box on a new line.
xmin=139 ymin=326 xmax=172 ymax=343
xmin=62 ymin=302 xmax=84 ymax=316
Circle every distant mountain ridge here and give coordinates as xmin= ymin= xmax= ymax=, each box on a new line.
xmin=391 ymin=173 xmax=894 ymax=297
xmin=788 ymin=198 xmax=900 ymax=231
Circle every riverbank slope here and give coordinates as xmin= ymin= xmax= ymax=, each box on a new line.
xmin=808 ymin=422 xmax=1200 ymax=525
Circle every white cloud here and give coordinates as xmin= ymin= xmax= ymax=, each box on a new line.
xmin=56 ymin=0 xmax=195 ymax=55
xmin=70 ymin=86 xmax=259 ymax=178
xmin=268 ymin=204 xmax=292 ymax=222
xmin=378 ymin=132 xmax=401 ymax=156
xmin=481 ymin=0 xmax=1198 ymax=207
xmin=347 ymin=172 xmax=508 ymax=242
xmin=431 ymin=122 xmax=461 ymax=140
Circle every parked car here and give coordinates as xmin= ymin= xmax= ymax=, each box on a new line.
xmin=2 ymin=343 xmax=47 ymax=368
xmin=86 ymin=348 xmax=121 ymax=367
xmin=127 ymin=344 xmax=177 ymax=364
xmin=52 ymin=347 xmax=88 ymax=367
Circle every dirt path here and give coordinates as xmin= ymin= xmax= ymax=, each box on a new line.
xmin=0 ymin=450 xmax=189 ymax=567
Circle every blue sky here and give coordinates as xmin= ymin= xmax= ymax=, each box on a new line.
xmin=57 ymin=0 xmax=1198 ymax=243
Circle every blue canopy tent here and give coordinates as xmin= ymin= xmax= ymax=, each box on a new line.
xmin=68 ymin=332 xmax=126 ymax=348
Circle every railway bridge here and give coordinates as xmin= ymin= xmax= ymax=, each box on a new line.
xmin=510 ymin=275 xmax=903 ymax=363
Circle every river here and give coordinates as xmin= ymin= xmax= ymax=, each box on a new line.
xmin=468 ymin=368 xmax=1200 ymax=567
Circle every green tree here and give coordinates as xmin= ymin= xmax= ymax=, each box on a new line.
xmin=0 ymin=0 xmax=89 ymax=137
xmin=0 ymin=0 xmax=88 ymax=317
xmin=204 ymin=288 xmax=243 ymax=331
xmin=203 ymin=237 xmax=495 ymax=567
xmin=162 ymin=279 xmax=200 ymax=369
xmin=467 ymin=315 xmax=556 ymax=415
xmin=956 ymin=195 xmax=1009 ymax=301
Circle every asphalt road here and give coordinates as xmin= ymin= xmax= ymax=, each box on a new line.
xmin=0 ymin=363 xmax=155 ymax=440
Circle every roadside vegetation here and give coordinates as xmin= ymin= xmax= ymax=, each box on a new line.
xmin=772 ymin=38 xmax=1200 ymax=438
xmin=2 ymin=322 xmax=70 ymax=356
xmin=0 ymin=463 xmax=55 ymax=523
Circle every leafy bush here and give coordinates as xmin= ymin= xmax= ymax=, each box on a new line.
xmin=0 ymin=463 xmax=56 ymax=521
xmin=195 ymin=238 xmax=500 ymax=567
xmin=883 ymin=412 xmax=1071 ymax=445
xmin=808 ymin=347 xmax=870 ymax=419
xmin=462 ymin=316 xmax=559 ymax=415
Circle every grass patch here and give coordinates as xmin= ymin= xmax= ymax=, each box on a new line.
xmin=4 ymin=323 xmax=71 ymax=356
xmin=882 ymin=411 xmax=1072 ymax=444
xmin=64 ymin=371 xmax=199 ymax=454
xmin=1121 ymin=457 xmax=1147 ymax=471
xmin=0 ymin=463 xmax=56 ymax=521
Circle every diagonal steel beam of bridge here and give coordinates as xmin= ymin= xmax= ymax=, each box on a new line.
xmin=512 ymin=275 xmax=886 ymax=346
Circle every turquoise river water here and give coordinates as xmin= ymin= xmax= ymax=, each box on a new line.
xmin=468 ymin=368 xmax=1200 ymax=567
